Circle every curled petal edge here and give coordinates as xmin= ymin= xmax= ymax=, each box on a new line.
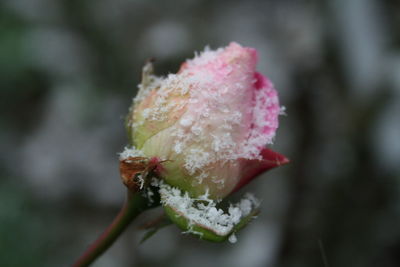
xmin=232 ymin=148 xmax=289 ymax=194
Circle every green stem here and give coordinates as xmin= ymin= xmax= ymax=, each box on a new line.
xmin=72 ymin=190 xmax=147 ymax=267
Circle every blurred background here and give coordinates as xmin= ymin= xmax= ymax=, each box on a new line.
xmin=1 ymin=0 xmax=400 ymax=266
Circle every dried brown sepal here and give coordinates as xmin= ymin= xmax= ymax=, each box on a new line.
xmin=119 ymin=156 xmax=151 ymax=192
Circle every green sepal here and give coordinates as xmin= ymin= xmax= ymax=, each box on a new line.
xmin=163 ymin=201 xmax=259 ymax=242
xmin=125 ymin=60 xmax=155 ymax=148
xmin=139 ymin=216 xmax=172 ymax=244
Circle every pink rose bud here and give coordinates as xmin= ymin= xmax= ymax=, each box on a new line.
xmin=125 ymin=42 xmax=288 ymax=199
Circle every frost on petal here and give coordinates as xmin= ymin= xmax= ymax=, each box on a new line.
xmin=242 ymin=72 xmax=281 ymax=158
xmin=119 ymin=146 xmax=145 ymax=160
xmin=129 ymin=70 xmax=191 ymax=149
xmin=131 ymin=43 xmax=284 ymax=198
xmin=164 ymin=43 xmax=260 ymax=172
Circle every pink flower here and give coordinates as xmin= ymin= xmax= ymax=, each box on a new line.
xmin=125 ymin=42 xmax=288 ymax=199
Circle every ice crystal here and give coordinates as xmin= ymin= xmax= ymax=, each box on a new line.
xmin=130 ymin=43 xmax=282 ymax=189
xmin=119 ymin=146 xmax=145 ymax=160
xmin=158 ymin=180 xmax=259 ymax=237
xmin=228 ymin=233 xmax=237 ymax=244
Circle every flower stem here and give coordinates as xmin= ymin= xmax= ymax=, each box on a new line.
xmin=72 ymin=190 xmax=147 ymax=267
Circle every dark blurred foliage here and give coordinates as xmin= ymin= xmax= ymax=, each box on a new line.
xmin=1 ymin=0 xmax=400 ymax=266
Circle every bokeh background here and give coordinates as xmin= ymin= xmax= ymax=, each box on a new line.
xmin=1 ymin=0 xmax=400 ymax=266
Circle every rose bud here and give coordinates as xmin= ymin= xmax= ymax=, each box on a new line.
xmin=122 ymin=42 xmax=288 ymax=242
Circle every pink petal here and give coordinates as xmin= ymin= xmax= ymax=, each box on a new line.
xmin=232 ymin=148 xmax=289 ymax=194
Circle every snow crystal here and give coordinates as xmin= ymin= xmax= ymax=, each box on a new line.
xmin=131 ymin=44 xmax=281 ymax=183
xmin=158 ymin=180 xmax=259 ymax=237
xmin=183 ymin=148 xmax=212 ymax=175
xmin=118 ymin=146 xmax=145 ymax=160
xmin=193 ymin=171 xmax=209 ymax=185
xmin=137 ymin=174 xmax=145 ymax=189
xmin=190 ymin=124 xmax=203 ymax=136
xmin=143 ymin=187 xmax=155 ymax=206
xmin=211 ymin=133 xmax=235 ymax=153
xmin=133 ymin=74 xmax=162 ymax=106
xmin=173 ymin=142 xmax=184 ymax=154
xmin=187 ymin=45 xmax=224 ymax=68
xmin=280 ymin=106 xmax=287 ymax=115
xmin=179 ymin=116 xmax=193 ymax=127
xmin=228 ymin=233 xmax=237 ymax=244
xmin=132 ymin=73 xmax=192 ymax=128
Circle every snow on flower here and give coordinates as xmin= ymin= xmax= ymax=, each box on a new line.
xmin=119 ymin=42 xmax=289 ymax=242
xmin=125 ymin=42 xmax=285 ymax=199
xmin=157 ymin=179 xmax=260 ymax=237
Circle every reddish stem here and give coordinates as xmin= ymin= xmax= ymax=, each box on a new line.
xmin=72 ymin=190 xmax=147 ymax=267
